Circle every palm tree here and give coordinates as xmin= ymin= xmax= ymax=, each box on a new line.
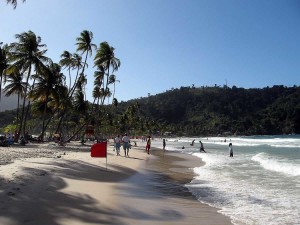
xmin=29 ymin=63 xmax=64 ymax=140
xmin=0 ymin=43 xmax=9 ymax=100
xmin=55 ymin=52 xmax=83 ymax=134
xmin=76 ymin=30 xmax=96 ymax=73
xmin=59 ymin=51 xmax=74 ymax=90
xmin=6 ymin=0 xmax=25 ymax=9
xmin=3 ymin=72 xmax=26 ymax=130
xmin=94 ymin=42 xmax=120 ymax=104
xmin=108 ymin=74 xmax=120 ymax=101
xmin=69 ymin=53 xmax=83 ymax=95
xmin=7 ymin=30 xmax=51 ymax=139
xmin=67 ymin=40 xmax=121 ymax=142
xmin=76 ymin=30 xmax=96 ymax=101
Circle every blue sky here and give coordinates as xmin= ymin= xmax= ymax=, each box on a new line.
xmin=1 ymin=0 xmax=299 ymax=102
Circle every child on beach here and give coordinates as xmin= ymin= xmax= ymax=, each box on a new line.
xmin=146 ymin=136 xmax=151 ymax=154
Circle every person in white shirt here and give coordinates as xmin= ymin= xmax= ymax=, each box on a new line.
xmin=114 ymin=135 xmax=121 ymax=156
xmin=122 ymin=133 xmax=130 ymax=157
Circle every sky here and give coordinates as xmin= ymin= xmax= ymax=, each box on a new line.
xmin=1 ymin=0 xmax=300 ymax=102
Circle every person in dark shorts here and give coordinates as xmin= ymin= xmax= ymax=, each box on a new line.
xmin=229 ymin=143 xmax=233 ymax=157
xmin=199 ymin=141 xmax=206 ymax=153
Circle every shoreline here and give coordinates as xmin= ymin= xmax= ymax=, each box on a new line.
xmin=0 ymin=142 xmax=232 ymax=225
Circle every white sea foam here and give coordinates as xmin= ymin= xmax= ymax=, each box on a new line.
xmin=155 ymin=136 xmax=300 ymax=225
xmin=188 ymin=153 xmax=300 ymax=225
xmin=252 ymin=152 xmax=300 ymax=176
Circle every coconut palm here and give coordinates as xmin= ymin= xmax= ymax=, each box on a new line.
xmin=76 ymin=30 xmax=96 ymax=72
xmin=73 ymin=88 xmax=88 ymax=116
xmin=59 ymin=51 xmax=74 ymax=90
xmin=94 ymin=42 xmax=120 ymax=104
xmin=3 ymin=72 xmax=26 ymax=129
xmin=76 ymin=30 xmax=96 ymax=101
xmin=55 ymin=52 xmax=83 ymax=134
xmin=93 ymin=68 xmax=105 ymax=104
xmin=29 ymin=63 xmax=64 ymax=140
xmin=108 ymin=74 xmax=120 ymax=101
xmin=7 ymin=30 xmax=51 ymax=138
xmin=6 ymin=0 xmax=25 ymax=9
xmin=70 ymin=53 xmax=83 ymax=90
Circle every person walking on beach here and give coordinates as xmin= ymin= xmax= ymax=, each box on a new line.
xmin=115 ymin=135 xmax=121 ymax=156
xmin=229 ymin=143 xmax=233 ymax=157
xmin=163 ymin=139 xmax=166 ymax=151
xmin=122 ymin=133 xmax=130 ymax=157
xmin=199 ymin=141 xmax=206 ymax=153
xmin=146 ymin=136 xmax=151 ymax=154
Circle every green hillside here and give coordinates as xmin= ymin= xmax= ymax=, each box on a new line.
xmin=1 ymin=85 xmax=300 ymax=136
xmin=119 ymin=85 xmax=300 ymax=136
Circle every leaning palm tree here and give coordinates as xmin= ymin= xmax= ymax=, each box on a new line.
xmin=6 ymin=0 xmax=26 ymax=9
xmin=3 ymin=72 xmax=26 ymax=130
xmin=55 ymin=52 xmax=83 ymax=134
xmin=7 ymin=30 xmax=51 ymax=139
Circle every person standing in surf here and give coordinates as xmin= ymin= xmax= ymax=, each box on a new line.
xmin=199 ymin=141 xmax=206 ymax=153
xmin=163 ymin=139 xmax=166 ymax=151
xmin=146 ymin=136 xmax=151 ymax=154
xmin=229 ymin=143 xmax=233 ymax=157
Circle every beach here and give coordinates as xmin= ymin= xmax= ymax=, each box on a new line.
xmin=0 ymin=140 xmax=232 ymax=225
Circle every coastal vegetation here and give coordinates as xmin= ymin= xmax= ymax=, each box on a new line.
xmin=1 ymin=83 xmax=300 ymax=137
xmin=121 ymin=85 xmax=300 ymax=136
xmin=0 ymin=30 xmax=120 ymax=141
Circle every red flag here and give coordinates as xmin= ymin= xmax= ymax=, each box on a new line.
xmin=91 ymin=142 xmax=107 ymax=158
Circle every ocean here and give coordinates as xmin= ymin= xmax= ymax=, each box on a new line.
xmin=151 ymin=135 xmax=300 ymax=225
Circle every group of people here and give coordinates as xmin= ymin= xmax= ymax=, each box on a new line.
xmin=113 ymin=135 xmax=234 ymax=158
xmin=114 ymin=133 xmax=131 ymax=157
xmin=114 ymin=134 xmax=153 ymax=157
xmin=199 ymin=141 xmax=234 ymax=157
xmin=181 ymin=140 xmax=234 ymax=157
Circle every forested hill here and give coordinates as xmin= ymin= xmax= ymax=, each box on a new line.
xmin=1 ymin=85 xmax=300 ymax=136
xmin=121 ymin=85 xmax=300 ymax=136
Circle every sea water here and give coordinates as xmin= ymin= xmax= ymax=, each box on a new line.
xmin=151 ymin=135 xmax=300 ymax=225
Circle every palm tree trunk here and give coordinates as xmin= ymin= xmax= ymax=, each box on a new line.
xmin=68 ymin=67 xmax=71 ymax=92
xmin=56 ymin=53 xmax=89 ymax=134
xmin=22 ymin=77 xmax=36 ymax=137
xmin=17 ymin=65 xmax=31 ymax=141
xmin=40 ymin=94 xmax=49 ymax=141
xmin=101 ymin=64 xmax=110 ymax=105
xmin=66 ymin=97 xmax=98 ymax=142
xmin=55 ymin=106 xmax=67 ymax=134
